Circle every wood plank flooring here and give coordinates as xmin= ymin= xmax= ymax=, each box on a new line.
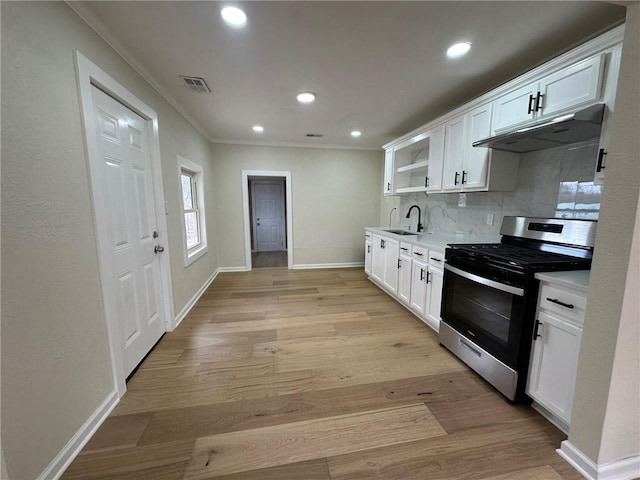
xmin=62 ymin=268 xmax=582 ymax=480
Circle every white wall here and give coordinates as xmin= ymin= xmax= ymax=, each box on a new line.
xmin=1 ymin=3 xmax=218 ymax=479
xmin=211 ymin=144 xmax=382 ymax=267
xmin=569 ymin=2 xmax=640 ymax=466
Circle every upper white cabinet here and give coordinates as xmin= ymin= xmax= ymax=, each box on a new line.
xmin=492 ymin=82 xmax=540 ymax=133
xmin=594 ymin=44 xmax=622 ymax=185
xmin=390 ymin=126 xmax=445 ymax=195
xmin=492 ymin=53 xmax=605 ymax=134
xmin=383 ymin=149 xmax=394 ymax=196
xmin=443 ymin=103 xmax=520 ymax=193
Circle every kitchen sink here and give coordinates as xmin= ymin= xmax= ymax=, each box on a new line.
xmin=384 ymin=229 xmax=418 ymax=236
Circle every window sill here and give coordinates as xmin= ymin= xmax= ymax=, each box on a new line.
xmin=185 ymin=244 xmax=208 ymax=267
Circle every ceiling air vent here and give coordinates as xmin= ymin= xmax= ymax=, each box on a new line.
xmin=305 ymin=133 xmax=324 ymax=138
xmin=180 ymin=76 xmax=211 ymax=93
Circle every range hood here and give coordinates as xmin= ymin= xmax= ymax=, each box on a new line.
xmin=473 ymin=103 xmax=604 ymax=153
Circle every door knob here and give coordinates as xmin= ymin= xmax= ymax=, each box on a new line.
xmin=154 ymin=245 xmax=165 ymax=254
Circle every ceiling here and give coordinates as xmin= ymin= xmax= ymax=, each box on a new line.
xmin=69 ymin=1 xmax=626 ymax=150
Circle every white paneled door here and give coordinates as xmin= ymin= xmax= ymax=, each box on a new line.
xmin=252 ymin=181 xmax=285 ymax=252
xmin=91 ymin=86 xmax=166 ymax=377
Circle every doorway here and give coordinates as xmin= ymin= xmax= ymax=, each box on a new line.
xmin=242 ymin=171 xmax=293 ymax=270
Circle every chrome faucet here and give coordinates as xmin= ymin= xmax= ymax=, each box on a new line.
xmin=406 ymin=205 xmax=423 ymax=232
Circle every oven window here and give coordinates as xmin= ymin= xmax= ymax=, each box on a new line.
xmin=442 ymin=267 xmax=526 ymax=367
xmin=448 ymin=275 xmax=513 ymax=345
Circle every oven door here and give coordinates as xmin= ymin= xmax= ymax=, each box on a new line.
xmin=442 ymin=264 xmax=525 ymax=368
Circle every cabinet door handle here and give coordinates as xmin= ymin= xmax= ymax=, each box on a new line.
xmin=367 ymin=245 xmax=371 ymax=253
xmin=535 ymin=92 xmax=544 ymax=112
xmin=426 ymin=271 xmax=431 ymax=284
xmin=461 ymin=170 xmax=467 ymax=185
xmin=596 ymin=148 xmax=607 ymax=172
xmin=546 ymin=297 xmax=574 ymax=309
xmin=527 ymin=94 xmax=536 ymax=114
xmin=533 ymin=319 xmax=543 ymax=341
xmin=420 ymin=268 xmax=425 ymax=281
xmin=387 ymin=182 xmax=391 ymax=192
xmin=397 ymin=258 xmax=402 ymax=269
xmin=425 ymin=176 xmax=429 ymax=188
xmin=454 ymin=172 xmax=460 ymax=185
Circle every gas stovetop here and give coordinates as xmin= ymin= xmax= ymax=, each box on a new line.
xmin=447 ymin=243 xmax=593 ymax=271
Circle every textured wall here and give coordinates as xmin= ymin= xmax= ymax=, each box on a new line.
xmin=211 ymin=144 xmax=382 ymax=267
xmin=569 ymin=3 xmax=640 ymax=465
xmin=1 ymin=3 xmax=217 ymax=479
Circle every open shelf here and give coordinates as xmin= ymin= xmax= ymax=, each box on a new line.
xmin=396 ymin=160 xmax=428 ymax=174
xmin=395 ymin=186 xmax=428 ymax=194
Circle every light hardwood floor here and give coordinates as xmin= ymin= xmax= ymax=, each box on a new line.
xmin=62 ymin=268 xmax=583 ymax=480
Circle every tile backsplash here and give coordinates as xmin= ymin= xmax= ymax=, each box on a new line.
xmin=392 ymin=140 xmax=602 ymax=242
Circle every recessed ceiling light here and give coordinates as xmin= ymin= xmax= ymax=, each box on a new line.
xmin=447 ymin=42 xmax=472 ymax=59
xmin=221 ymin=6 xmax=247 ymax=27
xmin=297 ymin=92 xmax=316 ymax=104
xmin=252 ymin=125 xmax=264 ymax=133
xmin=351 ymin=130 xmax=362 ymax=138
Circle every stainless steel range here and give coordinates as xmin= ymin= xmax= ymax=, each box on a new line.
xmin=440 ymin=216 xmax=596 ymax=403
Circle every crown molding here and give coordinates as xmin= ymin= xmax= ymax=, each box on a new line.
xmin=209 ymin=137 xmax=381 ymax=152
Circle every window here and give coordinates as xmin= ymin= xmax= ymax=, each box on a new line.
xmin=178 ymin=156 xmax=207 ymax=266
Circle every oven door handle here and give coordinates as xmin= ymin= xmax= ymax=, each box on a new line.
xmin=444 ymin=264 xmax=525 ymax=297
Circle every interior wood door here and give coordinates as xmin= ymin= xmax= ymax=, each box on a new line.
xmin=91 ymin=86 xmax=166 ymax=377
xmin=252 ymin=181 xmax=285 ymax=252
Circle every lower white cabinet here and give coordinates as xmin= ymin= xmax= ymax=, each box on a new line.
xmin=527 ymin=280 xmax=586 ymax=433
xmin=371 ymin=233 xmax=399 ymax=295
xmin=426 ymin=267 xmax=443 ymax=331
xmin=364 ymin=236 xmax=373 ymax=276
xmin=410 ymin=257 xmax=428 ymax=315
xmin=365 ymin=230 xmax=444 ymax=333
xmin=397 ymin=245 xmax=412 ymax=304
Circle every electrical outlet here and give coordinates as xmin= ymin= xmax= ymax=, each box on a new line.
xmin=486 ymin=213 xmax=494 ymax=225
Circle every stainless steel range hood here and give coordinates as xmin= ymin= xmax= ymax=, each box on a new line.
xmin=473 ymin=103 xmax=604 ymax=153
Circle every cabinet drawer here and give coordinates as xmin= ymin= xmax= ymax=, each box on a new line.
xmin=412 ymin=245 xmax=428 ymax=260
xmin=428 ymin=250 xmax=444 ymax=269
xmin=399 ymin=242 xmax=412 ymax=255
xmin=539 ymin=284 xmax=587 ymax=324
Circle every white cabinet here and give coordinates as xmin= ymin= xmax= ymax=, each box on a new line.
xmin=538 ymin=54 xmax=604 ymax=119
xmin=397 ymin=244 xmax=412 ymax=304
xmin=493 ymin=53 xmax=605 ymax=134
xmin=527 ymin=281 xmax=587 ymax=433
xmin=371 ymin=233 xmax=399 ymax=295
xmin=410 ymin=256 xmax=428 ymax=316
xmin=382 ymin=239 xmax=400 ymax=295
xmin=371 ymin=234 xmax=385 ymax=284
xmin=425 ymin=253 xmax=444 ymax=331
xmin=442 ymin=116 xmax=466 ymax=191
xmin=492 ymin=82 xmax=539 ymax=133
xmin=443 ymin=104 xmax=520 ymax=193
xmin=391 ymin=126 xmax=445 ymax=195
xmin=383 ymin=149 xmax=394 ymax=195
xmin=364 ymin=232 xmax=373 ymax=276
xmin=594 ymin=45 xmax=622 ymax=185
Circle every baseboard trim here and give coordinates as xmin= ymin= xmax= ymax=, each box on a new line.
xmin=172 ymin=269 xmax=219 ymax=330
xmin=293 ymin=262 xmax=364 ymax=270
xmin=37 ymin=391 xmax=119 ymax=480
xmin=558 ymin=441 xmax=640 ymax=480
xmin=218 ymin=266 xmax=249 ymax=273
